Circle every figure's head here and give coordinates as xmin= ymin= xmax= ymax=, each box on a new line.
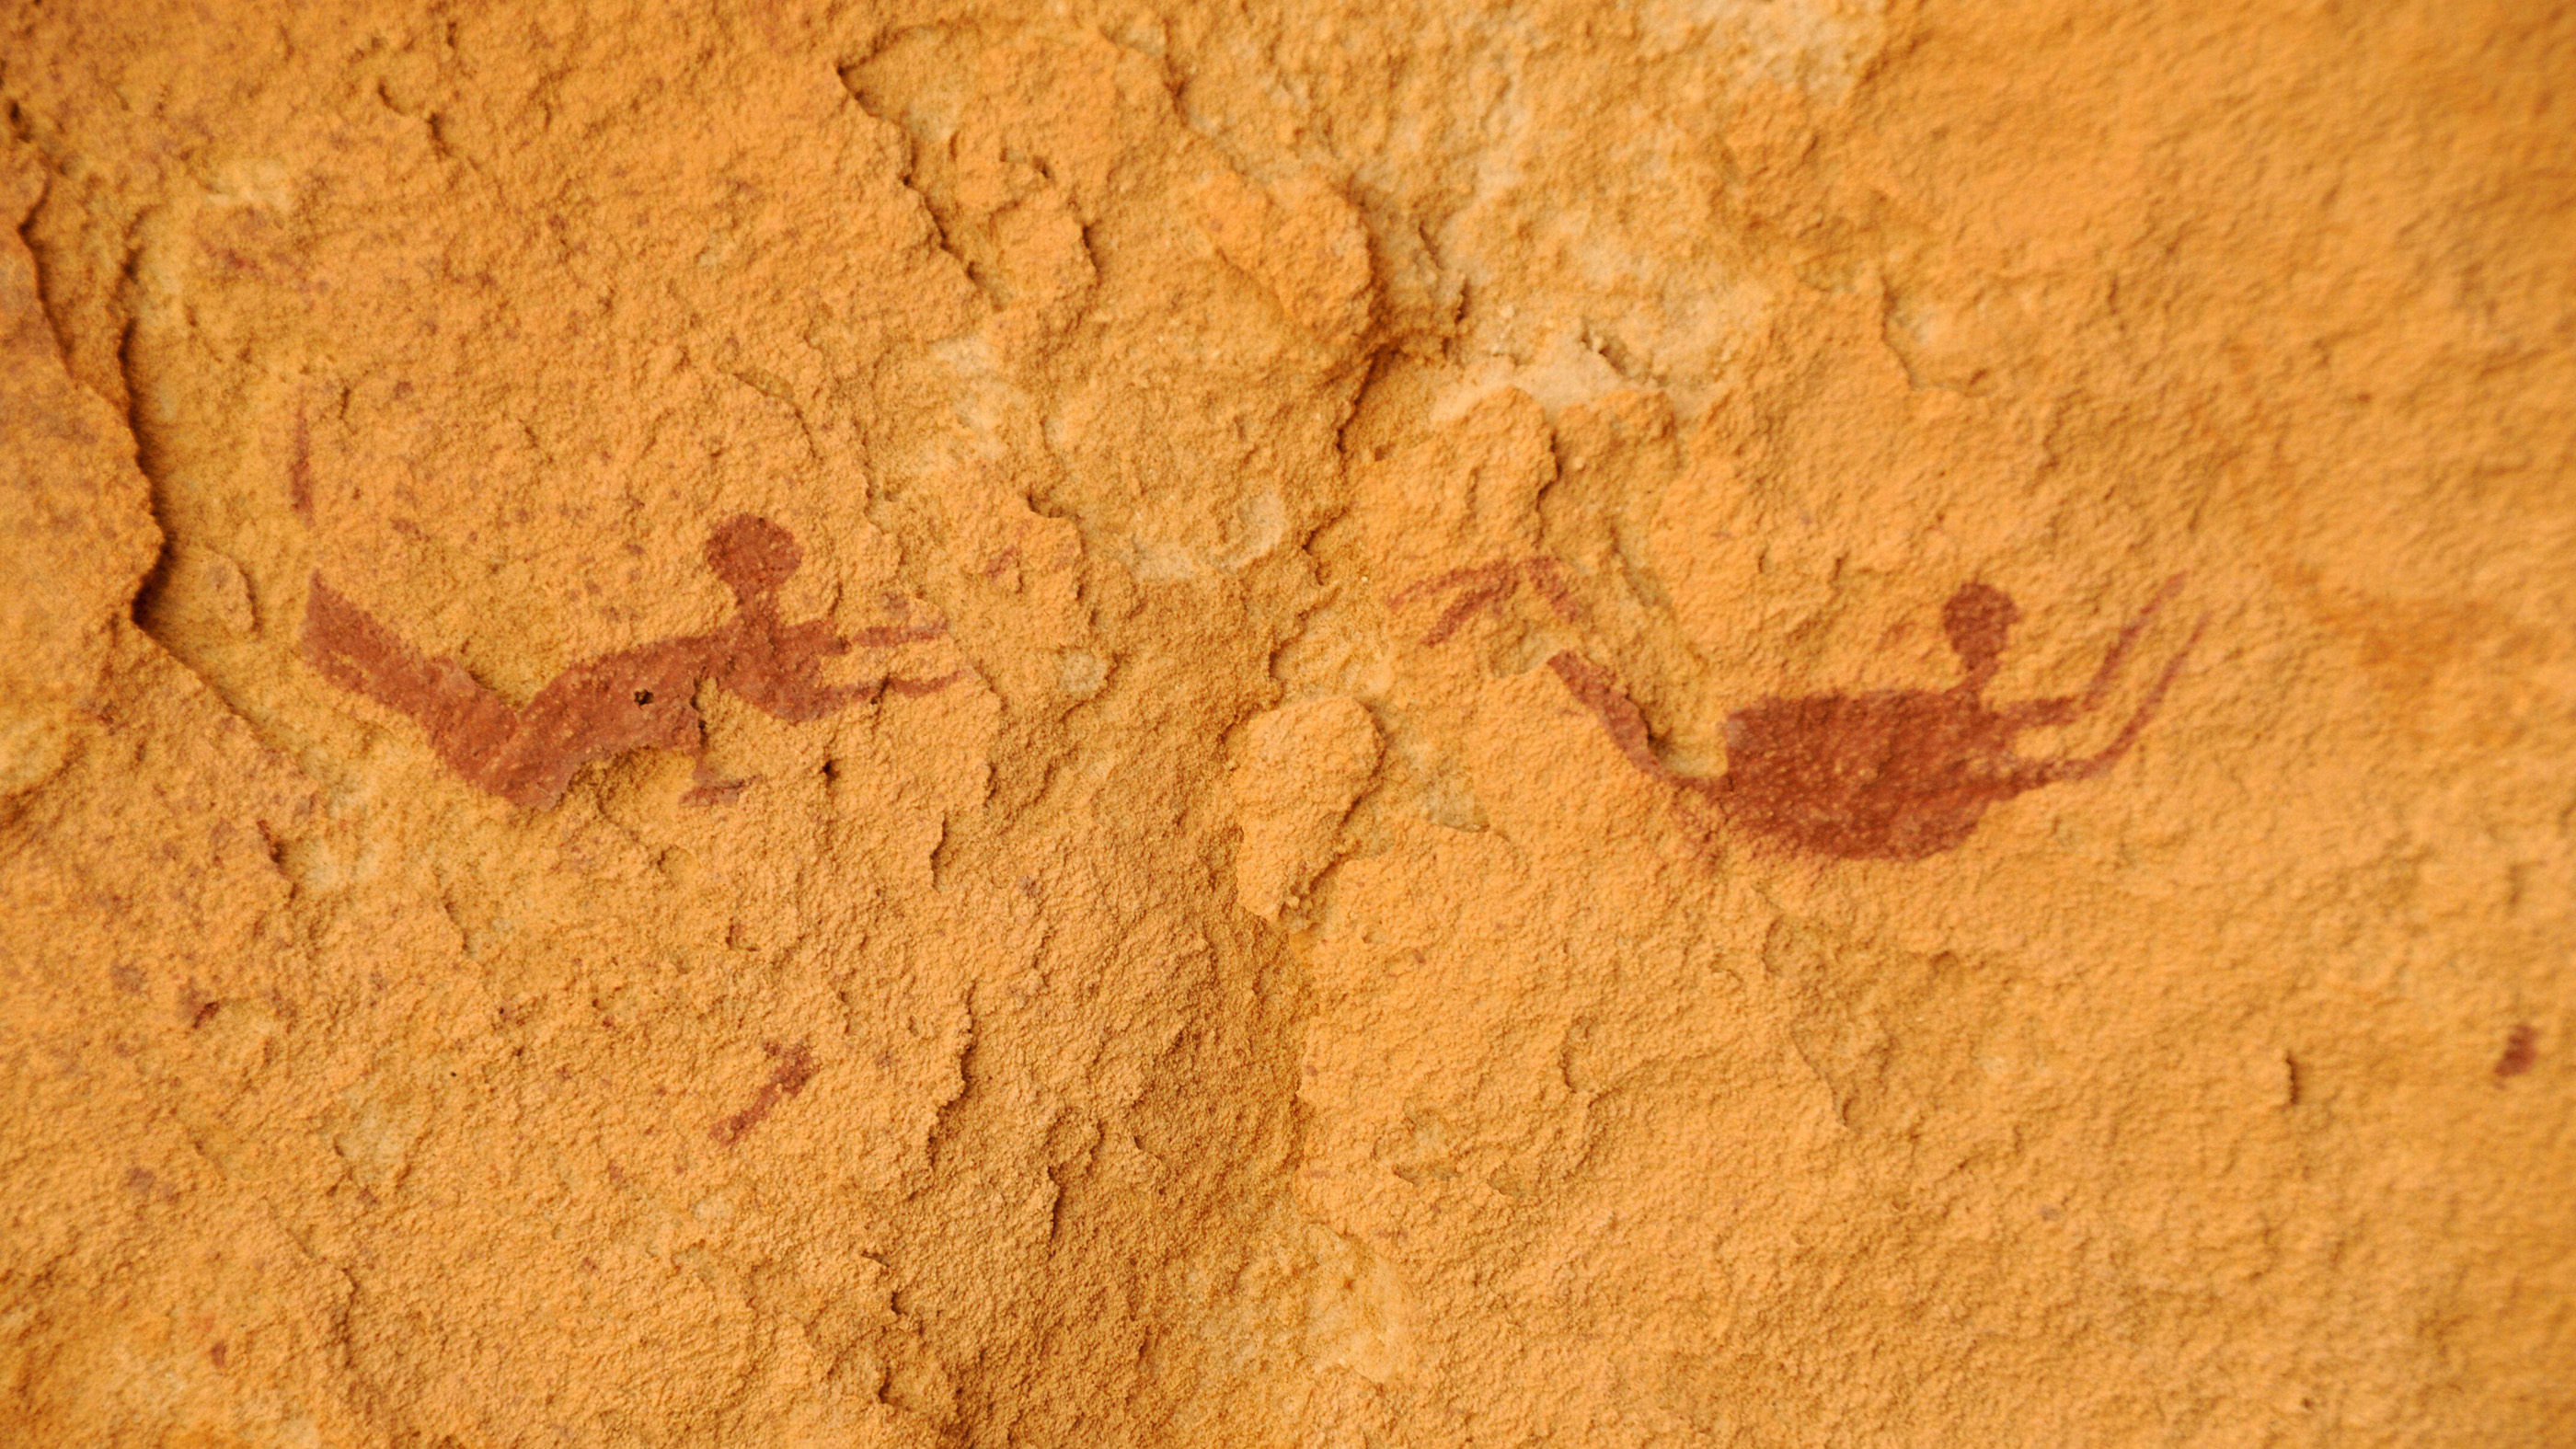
xmin=1943 ymin=581 xmax=2018 ymax=686
xmin=706 ymin=514 xmax=801 ymax=601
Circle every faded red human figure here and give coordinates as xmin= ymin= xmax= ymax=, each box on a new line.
xmin=305 ymin=515 xmax=958 ymax=809
xmin=1401 ymin=567 xmax=2204 ymax=860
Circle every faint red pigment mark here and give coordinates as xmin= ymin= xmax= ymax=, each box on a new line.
xmin=305 ymin=516 xmax=960 ymax=810
xmin=177 ymin=980 xmax=221 ymax=1029
xmin=289 ymin=408 xmax=313 ymax=518
xmin=2496 ymin=1024 xmax=2537 ymax=1079
xmin=712 ymin=1041 xmax=818 ymax=1145
xmin=1387 ymin=558 xmax=1585 ymax=645
xmin=208 ymin=1340 xmax=227 ymax=1370
xmin=1405 ymin=567 xmax=2205 ymax=861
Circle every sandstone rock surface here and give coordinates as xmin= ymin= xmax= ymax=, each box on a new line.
xmin=3 ymin=2 xmax=2570 ymax=1444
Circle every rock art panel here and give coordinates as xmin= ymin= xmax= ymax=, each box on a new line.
xmin=3 ymin=2 xmax=2571 ymax=1447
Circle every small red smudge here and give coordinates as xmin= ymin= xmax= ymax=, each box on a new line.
xmin=711 ymin=1041 xmax=818 ymax=1145
xmin=178 ymin=982 xmax=220 ymax=1029
xmin=289 ymin=408 xmax=313 ymax=517
xmin=2496 ymin=1024 xmax=2537 ymax=1080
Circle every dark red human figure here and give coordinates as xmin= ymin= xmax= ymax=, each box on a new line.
xmin=1403 ymin=568 xmax=2203 ymax=860
xmin=305 ymin=515 xmax=957 ymax=809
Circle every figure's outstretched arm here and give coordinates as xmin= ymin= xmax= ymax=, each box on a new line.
xmin=2079 ymin=572 xmax=2187 ymax=709
xmin=2005 ymin=612 xmax=2206 ymax=787
xmin=880 ymin=669 xmax=964 ymax=698
xmin=723 ymin=617 xmax=954 ymax=721
xmin=2006 ymin=572 xmax=2187 ymax=728
xmin=1391 ymin=558 xmax=1584 ymax=646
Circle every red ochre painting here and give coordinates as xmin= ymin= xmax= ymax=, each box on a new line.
xmin=305 ymin=515 xmax=957 ymax=809
xmin=1406 ymin=567 xmax=2203 ymax=860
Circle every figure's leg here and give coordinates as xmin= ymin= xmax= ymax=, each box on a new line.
xmin=304 ymin=574 xmax=521 ymax=785
xmin=1547 ymin=650 xmax=1704 ymax=788
xmin=642 ymin=700 xmax=750 ymax=805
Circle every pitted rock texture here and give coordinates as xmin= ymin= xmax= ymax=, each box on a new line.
xmin=3 ymin=2 xmax=2571 ymax=1445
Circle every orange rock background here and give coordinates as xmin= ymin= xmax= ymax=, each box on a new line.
xmin=3 ymin=1 xmax=2570 ymax=1443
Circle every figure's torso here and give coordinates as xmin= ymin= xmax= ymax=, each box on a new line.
xmin=1718 ymin=688 xmax=2026 ymax=859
